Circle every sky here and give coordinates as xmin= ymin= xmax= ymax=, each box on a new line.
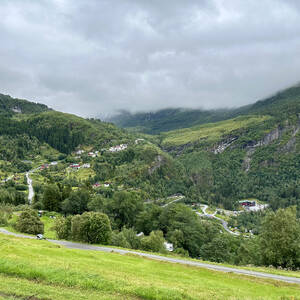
xmin=1 ymin=0 xmax=300 ymax=117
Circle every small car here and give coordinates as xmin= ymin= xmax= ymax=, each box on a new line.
xmin=36 ymin=234 xmax=44 ymax=240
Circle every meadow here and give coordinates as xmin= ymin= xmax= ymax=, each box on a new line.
xmin=0 ymin=234 xmax=299 ymax=300
xmin=161 ymin=115 xmax=270 ymax=147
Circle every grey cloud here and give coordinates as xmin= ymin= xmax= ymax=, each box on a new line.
xmin=0 ymin=0 xmax=300 ymax=117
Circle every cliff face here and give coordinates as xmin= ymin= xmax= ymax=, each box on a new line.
xmin=242 ymin=119 xmax=300 ymax=172
xmin=148 ymin=155 xmax=165 ymax=175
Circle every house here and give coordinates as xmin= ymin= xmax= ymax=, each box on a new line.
xmin=136 ymin=232 xmax=144 ymax=237
xmin=82 ymin=163 xmax=91 ymax=168
xmin=50 ymin=161 xmax=58 ymax=166
xmin=70 ymin=163 xmax=80 ymax=169
xmin=104 ymin=182 xmax=110 ymax=187
xmin=109 ymin=144 xmax=128 ymax=152
xmin=40 ymin=164 xmax=49 ymax=170
xmin=93 ymin=183 xmax=101 ymax=188
xmin=135 ymin=138 xmax=145 ymax=144
xmin=164 ymin=242 xmax=174 ymax=252
xmin=239 ymin=200 xmax=256 ymax=207
xmin=88 ymin=152 xmax=96 ymax=158
xmin=76 ymin=150 xmax=85 ymax=155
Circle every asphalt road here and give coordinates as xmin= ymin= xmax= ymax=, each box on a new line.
xmin=197 ymin=205 xmax=239 ymax=235
xmin=1 ymin=228 xmax=300 ymax=285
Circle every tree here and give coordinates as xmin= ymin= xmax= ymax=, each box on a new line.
xmin=42 ymin=184 xmax=61 ymax=212
xmin=53 ymin=216 xmax=72 ymax=239
xmin=136 ymin=204 xmax=162 ymax=235
xmin=200 ymin=235 xmax=241 ymax=264
xmin=71 ymin=212 xmax=112 ymax=244
xmin=106 ymin=191 xmax=144 ymax=229
xmin=88 ymin=195 xmax=105 ymax=212
xmin=141 ymin=230 xmax=166 ymax=253
xmin=259 ymin=206 xmax=300 ymax=269
xmin=62 ymin=189 xmax=90 ymax=215
xmin=15 ymin=209 xmax=44 ymax=235
xmin=159 ymin=204 xmax=214 ymax=257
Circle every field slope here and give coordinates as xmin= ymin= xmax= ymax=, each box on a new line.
xmin=0 ymin=234 xmax=299 ymax=300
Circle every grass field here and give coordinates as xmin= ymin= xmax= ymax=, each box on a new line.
xmin=0 ymin=234 xmax=299 ymax=300
xmin=161 ymin=115 xmax=270 ymax=147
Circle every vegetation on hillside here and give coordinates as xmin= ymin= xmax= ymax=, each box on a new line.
xmin=1 ymin=85 xmax=300 ymax=274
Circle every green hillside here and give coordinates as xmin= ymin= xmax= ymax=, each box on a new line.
xmin=0 ymin=234 xmax=299 ymax=300
xmin=109 ymin=108 xmax=238 ymax=134
xmin=0 ymin=93 xmax=49 ymax=116
xmin=155 ymin=84 xmax=300 ymax=213
xmin=161 ymin=115 xmax=270 ymax=147
xmin=1 ymin=88 xmax=300 ymax=274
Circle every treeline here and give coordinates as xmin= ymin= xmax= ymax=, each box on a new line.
xmin=29 ymin=182 xmax=300 ymax=269
xmin=0 ymin=114 xmax=84 ymax=154
xmin=0 ymin=93 xmax=49 ymax=114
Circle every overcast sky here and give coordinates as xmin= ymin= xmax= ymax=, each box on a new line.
xmin=1 ymin=0 xmax=300 ymax=117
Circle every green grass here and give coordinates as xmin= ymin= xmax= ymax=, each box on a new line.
xmin=161 ymin=115 xmax=270 ymax=147
xmin=0 ymin=234 xmax=299 ymax=299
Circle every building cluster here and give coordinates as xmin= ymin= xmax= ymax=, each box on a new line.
xmin=239 ymin=200 xmax=268 ymax=212
xmin=109 ymin=144 xmax=128 ymax=152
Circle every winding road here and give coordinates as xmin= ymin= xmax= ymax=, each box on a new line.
xmin=0 ymin=228 xmax=299 ymax=285
xmin=197 ymin=205 xmax=239 ymax=235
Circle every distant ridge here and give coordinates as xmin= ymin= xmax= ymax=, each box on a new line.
xmin=108 ymin=82 xmax=300 ymax=134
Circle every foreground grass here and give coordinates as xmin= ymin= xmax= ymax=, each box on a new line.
xmin=0 ymin=234 xmax=299 ymax=299
xmin=5 ymin=214 xmax=300 ymax=281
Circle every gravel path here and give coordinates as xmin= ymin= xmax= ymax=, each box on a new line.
xmin=1 ymin=228 xmax=300 ymax=285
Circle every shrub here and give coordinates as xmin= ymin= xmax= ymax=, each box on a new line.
xmin=68 ymin=212 xmax=112 ymax=244
xmin=141 ymin=230 xmax=166 ymax=253
xmin=15 ymin=209 xmax=44 ymax=235
xmin=0 ymin=204 xmax=13 ymax=226
xmin=53 ymin=216 xmax=72 ymax=239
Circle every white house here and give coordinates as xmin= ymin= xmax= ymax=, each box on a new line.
xmin=164 ymin=242 xmax=174 ymax=252
xmin=82 ymin=163 xmax=91 ymax=168
xmin=88 ymin=152 xmax=96 ymax=158
xmin=76 ymin=150 xmax=85 ymax=155
xmin=109 ymin=144 xmax=128 ymax=152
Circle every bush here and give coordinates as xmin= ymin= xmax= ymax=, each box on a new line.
xmin=58 ymin=212 xmax=112 ymax=244
xmin=0 ymin=204 xmax=13 ymax=226
xmin=15 ymin=209 xmax=44 ymax=235
xmin=77 ymin=212 xmax=112 ymax=244
xmin=141 ymin=230 xmax=166 ymax=253
xmin=53 ymin=216 xmax=72 ymax=239
xmin=111 ymin=231 xmax=130 ymax=248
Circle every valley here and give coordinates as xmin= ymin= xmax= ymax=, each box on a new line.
xmin=0 ymin=86 xmax=300 ymax=298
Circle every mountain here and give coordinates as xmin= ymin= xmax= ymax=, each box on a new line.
xmin=0 ymin=93 xmax=50 ymax=115
xmin=154 ymin=83 xmax=300 ymax=213
xmin=108 ymin=108 xmax=238 ymax=134
xmin=0 ymin=94 xmax=183 ymax=201
xmin=1 ymin=88 xmax=300 ymax=271
xmin=109 ymin=83 xmax=300 ymax=134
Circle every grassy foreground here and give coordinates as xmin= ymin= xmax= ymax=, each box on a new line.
xmin=0 ymin=234 xmax=300 ymax=299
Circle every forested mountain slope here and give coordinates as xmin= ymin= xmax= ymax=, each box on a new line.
xmin=156 ymin=84 xmax=300 ymax=213
xmin=0 ymin=93 xmax=49 ymax=115
xmin=108 ymin=108 xmax=238 ymax=134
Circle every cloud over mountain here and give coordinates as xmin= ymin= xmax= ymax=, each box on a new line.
xmin=1 ymin=0 xmax=300 ymax=116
